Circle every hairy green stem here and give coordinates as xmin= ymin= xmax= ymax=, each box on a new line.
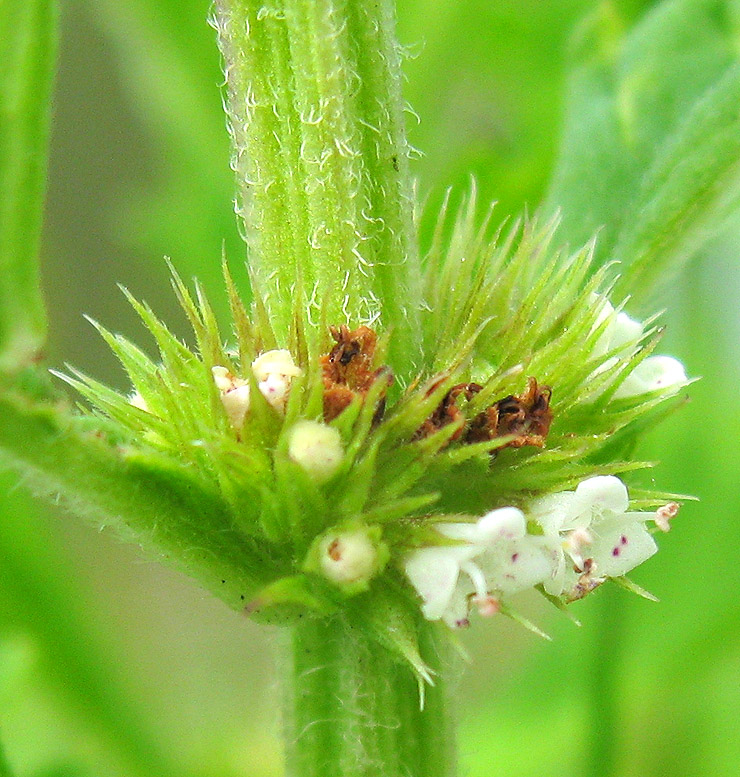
xmin=214 ymin=0 xmax=421 ymax=375
xmin=0 ymin=0 xmax=57 ymax=370
xmin=284 ymin=616 xmax=457 ymax=777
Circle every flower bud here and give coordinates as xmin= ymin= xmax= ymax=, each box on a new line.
xmin=220 ymin=384 xmax=251 ymax=429
xmin=287 ymin=420 xmax=343 ymax=482
xmin=306 ymin=524 xmax=390 ymax=594
xmin=212 ymin=366 xmax=251 ymax=428
xmin=252 ymin=349 xmax=302 ymax=411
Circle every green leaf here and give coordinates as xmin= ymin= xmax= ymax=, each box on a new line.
xmin=0 ymin=0 xmax=57 ymax=370
xmin=245 ymin=574 xmax=341 ymax=624
xmin=0 ymin=476 xmax=182 ymax=777
xmin=546 ymin=0 xmax=740 ymax=309
xmin=0 ymin=385 xmax=270 ymax=610
xmin=0 ymin=735 xmax=14 ymax=777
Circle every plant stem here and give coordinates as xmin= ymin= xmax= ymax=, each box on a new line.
xmin=0 ymin=0 xmax=57 ymax=371
xmin=283 ymin=615 xmax=457 ymax=777
xmin=214 ymin=0 xmax=421 ymax=375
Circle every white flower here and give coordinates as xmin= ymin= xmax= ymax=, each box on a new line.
xmin=403 ymin=507 xmax=553 ymax=628
xmin=251 ymin=349 xmax=302 ymax=411
xmin=287 ymin=420 xmax=343 ymax=482
xmin=529 ymin=475 xmax=659 ymax=596
xmin=590 ymin=296 xmax=687 ymax=399
xmin=212 ymin=366 xmax=251 ymax=429
xmin=615 ymin=355 xmax=687 ymax=398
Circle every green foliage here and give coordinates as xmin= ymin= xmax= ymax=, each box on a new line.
xmin=0 ymin=737 xmax=13 ymax=777
xmin=0 ymin=475 xmax=183 ymax=777
xmin=0 ymin=0 xmax=57 ymax=370
xmin=546 ymin=0 xmax=740 ymax=310
xmin=0 ymin=381 xmax=267 ymax=610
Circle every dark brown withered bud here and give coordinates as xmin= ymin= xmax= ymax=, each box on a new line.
xmin=320 ymin=325 xmax=392 ymax=422
xmin=413 ymin=381 xmax=481 ymax=441
xmin=414 ymin=376 xmax=553 ymax=451
xmin=467 ymin=377 xmax=552 ymax=448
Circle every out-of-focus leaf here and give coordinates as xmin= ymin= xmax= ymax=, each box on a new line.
xmin=546 ymin=0 xmax=740 ymax=310
xmin=0 ymin=477 xmax=180 ymax=777
xmin=85 ymin=0 xmax=243 ymax=296
xmin=615 ymin=64 xmax=740 ymax=300
xmin=0 ymin=735 xmax=14 ymax=777
xmin=0 ymin=0 xmax=57 ymax=370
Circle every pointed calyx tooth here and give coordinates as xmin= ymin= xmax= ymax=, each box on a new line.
xmin=414 ymin=376 xmax=553 ymax=450
xmin=320 ymin=325 xmax=393 ymax=422
xmin=128 ymin=390 xmax=149 ymax=412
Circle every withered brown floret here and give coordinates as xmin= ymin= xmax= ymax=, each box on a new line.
xmin=414 ymin=376 xmax=553 ymax=451
xmin=413 ymin=381 xmax=481 ymax=441
xmin=466 ymin=377 xmax=552 ymax=448
xmin=320 ymin=325 xmax=392 ymax=422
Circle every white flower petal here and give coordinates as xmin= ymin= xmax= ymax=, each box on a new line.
xmin=528 ymin=492 xmax=578 ymax=534
xmin=574 ymin=475 xmax=629 ymax=517
xmin=478 ymin=537 xmax=553 ymax=594
xmin=476 ymin=506 xmax=527 ymax=542
xmin=610 ymin=311 xmax=644 ymax=352
xmin=588 ymin=518 xmax=658 ymax=578
xmin=259 ymin=374 xmax=289 ymax=409
xmin=404 ymin=547 xmax=470 ymax=621
xmin=251 ymin=349 xmax=302 ymax=381
xmin=220 ymin=385 xmax=251 ymax=428
xmin=441 ymin=582 xmax=474 ymax=629
xmin=614 ymin=355 xmax=687 ymax=398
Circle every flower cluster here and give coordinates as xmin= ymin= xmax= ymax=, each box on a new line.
xmin=403 ymin=475 xmax=678 ymax=629
xmin=64 ymin=244 xmax=689 ymax=661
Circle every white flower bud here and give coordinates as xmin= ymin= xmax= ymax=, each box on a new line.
xmin=655 ymin=502 xmax=680 ymax=532
xmin=212 ymin=366 xmax=251 ymax=428
xmin=211 ymin=365 xmax=235 ymax=393
xmin=251 ymin=349 xmax=302 ymax=411
xmin=588 ymin=294 xmax=687 ymax=399
xmin=318 ymin=531 xmax=380 ymax=586
xmin=220 ymin=384 xmax=251 ymax=429
xmin=258 ymin=373 xmax=289 ymax=410
xmin=287 ymin=420 xmax=343 ymax=482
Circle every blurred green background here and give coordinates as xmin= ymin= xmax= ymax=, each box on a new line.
xmin=2 ymin=0 xmax=739 ymax=775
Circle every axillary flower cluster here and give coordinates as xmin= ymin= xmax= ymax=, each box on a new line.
xmin=59 ymin=220 xmax=690 ymax=673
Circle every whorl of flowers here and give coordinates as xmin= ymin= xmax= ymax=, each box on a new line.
xmin=53 ymin=205 xmax=689 ymax=682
